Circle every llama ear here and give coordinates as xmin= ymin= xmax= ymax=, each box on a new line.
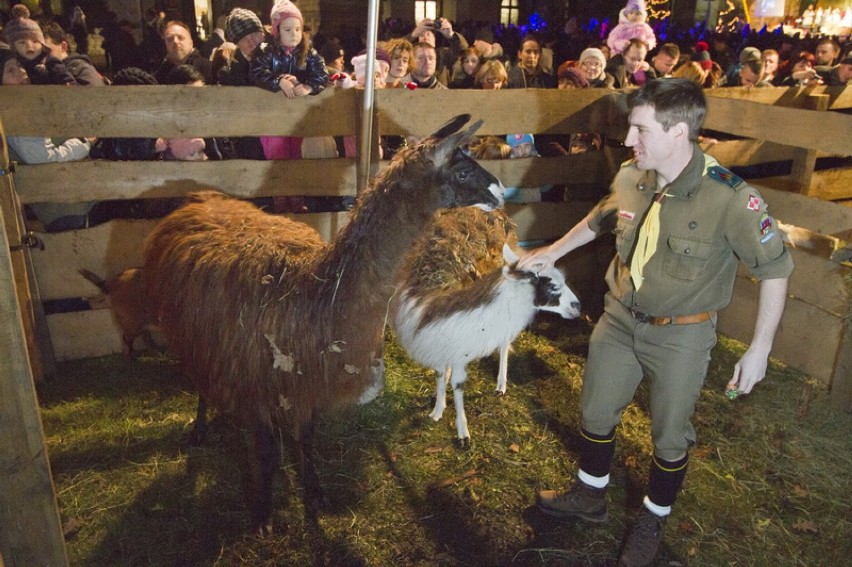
xmin=502 ymin=242 xmax=520 ymax=265
xmin=430 ymin=114 xmax=472 ymax=140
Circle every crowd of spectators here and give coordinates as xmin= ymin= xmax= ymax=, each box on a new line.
xmin=0 ymin=1 xmax=850 ymax=227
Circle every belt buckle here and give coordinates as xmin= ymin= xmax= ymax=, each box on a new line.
xmin=633 ymin=309 xmax=651 ymax=324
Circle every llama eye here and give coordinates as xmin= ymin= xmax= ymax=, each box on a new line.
xmin=457 ymin=169 xmax=470 ymax=181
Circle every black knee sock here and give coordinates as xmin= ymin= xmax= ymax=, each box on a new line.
xmin=579 ymin=428 xmax=616 ymax=478
xmin=647 ymin=454 xmax=689 ymax=508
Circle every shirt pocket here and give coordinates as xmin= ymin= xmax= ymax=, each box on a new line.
xmin=613 ymin=218 xmax=638 ymax=263
xmin=663 ymin=235 xmax=713 ymax=282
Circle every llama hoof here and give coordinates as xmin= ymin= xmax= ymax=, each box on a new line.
xmin=188 ymin=422 xmax=208 ymax=446
xmin=253 ymin=520 xmax=274 ymax=537
xmin=494 ymin=389 xmax=506 ymax=397
xmin=457 ymin=437 xmax=471 ymax=450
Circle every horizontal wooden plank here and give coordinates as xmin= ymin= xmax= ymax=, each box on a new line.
xmin=0 ymin=86 xmax=360 ymax=138
xmin=752 ymin=184 xmax=852 ymax=234
xmin=705 ymin=97 xmax=852 ymax=156
xmin=808 ymin=168 xmax=852 ymax=201
xmin=507 ymin=200 xmax=594 ymax=244
xmin=718 ymin=277 xmax=844 ymax=387
xmin=376 ymin=88 xmax=616 ymax=136
xmin=14 ymin=158 xmax=360 ymax=203
xmin=705 ymin=139 xmax=797 ymax=167
xmin=16 ymin=153 xmax=615 ymax=203
xmin=704 ymin=84 xmax=852 ymax=110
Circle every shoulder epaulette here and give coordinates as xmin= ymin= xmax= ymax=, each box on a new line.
xmin=706 ymin=165 xmax=744 ymax=190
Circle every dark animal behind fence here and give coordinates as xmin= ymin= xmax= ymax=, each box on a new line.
xmin=142 ymin=114 xmax=504 ymax=534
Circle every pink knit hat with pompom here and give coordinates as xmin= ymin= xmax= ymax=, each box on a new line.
xmin=270 ymin=0 xmax=303 ymax=39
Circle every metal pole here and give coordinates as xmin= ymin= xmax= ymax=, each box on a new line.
xmin=357 ymin=0 xmax=381 ymax=193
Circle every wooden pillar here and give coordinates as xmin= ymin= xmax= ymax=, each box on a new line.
xmin=0 ymin=186 xmax=68 ymax=566
xmin=0 ymin=130 xmax=56 ymax=383
xmin=789 ymin=94 xmax=830 ymax=196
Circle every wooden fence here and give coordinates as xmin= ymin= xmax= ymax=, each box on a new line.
xmin=0 ymin=84 xmax=850 ymax=566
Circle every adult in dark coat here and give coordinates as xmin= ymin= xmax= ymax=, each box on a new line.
xmin=506 ymin=35 xmax=557 ymax=89
xmin=153 ymin=20 xmax=212 ymax=84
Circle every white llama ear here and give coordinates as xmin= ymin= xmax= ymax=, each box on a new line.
xmin=502 ymin=242 xmax=519 ymax=265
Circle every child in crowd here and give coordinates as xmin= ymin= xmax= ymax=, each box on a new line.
xmin=503 ymin=134 xmax=549 ymax=203
xmin=449 ymin=47 xmax=482 ymax=88
xmin=250 ymin=0 xmax=328 ymax=160
xmin=5 ymin=4 xmax=75 ymax=85
xmin=607 ymin=0 xmax=656 ymax=56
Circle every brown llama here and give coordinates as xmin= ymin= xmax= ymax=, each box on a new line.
xmin=142 ymin=115 xmax=504 ymax=534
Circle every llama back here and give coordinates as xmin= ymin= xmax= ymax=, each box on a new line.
xmin=143 ymin=192 xmax=337 ymax=426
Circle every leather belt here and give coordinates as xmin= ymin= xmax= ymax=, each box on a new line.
xmin=630 ymin=309 xmax=715 ymax=326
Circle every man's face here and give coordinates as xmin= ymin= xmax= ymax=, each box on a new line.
xmin=389 ymin=50 xmax=410 ymax=78
xmin=815 ymin=43 xmax=837 ymax=65
xmin=624 ymin=104 xmax=681 ymax=173
xmin=164 ymin=24 xmax=193 ymax=63
xmin=517 ymin=41 xmax=541 ymax=70
xmin=277 ymin=17 xmax=302 ymax=49
xmin=42 ymin=37 xmax=68 ymax=60
xmin=623 ymin=44 xmax=647 ymax=74
xmin=417 ymin=30 xmax=436 ymax=47
xmin=739 ymin=64 xmax=759 ymax=86
xmin=237 ymin=31 xmax=264 ymax=58
xmin=653 ymin=53 xmax=676 ymax=75
xmin=2 ymin=58 xmax=30 ymax=85
xmin=412 ymin=46 xmax=436 ymax=80
xmin=13 ymin=38 xmax=41 ymax=61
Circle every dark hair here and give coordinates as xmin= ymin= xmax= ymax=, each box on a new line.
xmin=318 ymin=39 xmax=344 ymax=65
xmin=163 ymin=64 xmax=205 ymax=85
xmin=626 ymin=78 xmax=707 ymax=141
xmin=41 ymin=20 xmax=67 ymax=44
xmin=112 ymin=66 xmax=158 ymax=85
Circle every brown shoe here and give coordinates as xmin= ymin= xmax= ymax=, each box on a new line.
xmin=617 ymin=506 xmax=667 ymax=567
xmin=536 ymin=481 xmax=608 ymax=522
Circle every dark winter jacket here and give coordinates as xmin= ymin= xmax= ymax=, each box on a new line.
xmin=250 ymin=43 xmax=328 ymax=95
xmin=507 ymin=65 xmax=557 ymax=89
xmin=216 ymin=49 xmax=266 ymax=160
xmin=154 ymin=49 xmax=212 ymax=84
xmin=64 ymin=53 xmax=106 ymax=86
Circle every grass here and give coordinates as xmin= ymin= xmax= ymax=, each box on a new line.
xmin=38 ymin=316 xmax=851 ymax=566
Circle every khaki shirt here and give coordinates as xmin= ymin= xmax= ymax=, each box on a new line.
xmin=588 ymin=144 xmax=794 ymax=316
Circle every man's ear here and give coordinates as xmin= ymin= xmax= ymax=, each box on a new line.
xmin=673 ymin=121 xmax=689 ymax=139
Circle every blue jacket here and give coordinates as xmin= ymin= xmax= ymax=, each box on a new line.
xmin=250 ymin=43 xmax=328 ymax=94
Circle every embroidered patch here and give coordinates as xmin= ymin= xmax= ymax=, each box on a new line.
xmin=759 ymin=213 xmax=773 ymax=235
xmin=761 ymin=232 xmax=776 ymax=243
xmin=707 ymin=165 xmax=743 ymax=188
xmin=618 ymin=210 xmax=636 ymax=221
xmin=747 ymin=194 xmax=761 ymax=211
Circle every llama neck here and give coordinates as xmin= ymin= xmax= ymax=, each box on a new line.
xmin=314 ymin=180 xmax=438 ymax=322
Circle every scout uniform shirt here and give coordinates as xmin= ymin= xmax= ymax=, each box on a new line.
xmin=587 ymin=144 xmax=794 ymax=317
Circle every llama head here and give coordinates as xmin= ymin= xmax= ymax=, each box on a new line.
xmin=408 ymin=114 xmax=504 ymax=212
xmin=502 ymin=244 xmax=581 ymax=319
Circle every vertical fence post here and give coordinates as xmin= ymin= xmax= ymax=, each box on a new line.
xmin=789 ymin=94 xmax=830 ymax=195
xmin=0 ymin=176 xmax=68 ymax=566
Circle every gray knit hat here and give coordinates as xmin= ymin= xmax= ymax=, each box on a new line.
xmin=4 ymin=4 xmax=45 ymax=46
xmin=225 ymin=8 xmax=263 ymax=43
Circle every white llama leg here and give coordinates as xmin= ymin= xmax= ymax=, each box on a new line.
xmin=429 ymin=366 xmax=451 ymax=421
xmin=451 ymin=366 xmax=471 ymax=445
xmin=495 ymin=342 xmax=510 ymax=395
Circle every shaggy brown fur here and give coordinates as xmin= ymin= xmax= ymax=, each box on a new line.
xmin=141 ymin=115 xmax=502 ymax=532
xmin=78 ymin=268 xmax=158 ymax=358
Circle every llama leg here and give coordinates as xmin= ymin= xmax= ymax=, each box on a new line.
xmin=189 ymin=395 xmax=208 ymax=446
xmin=297 ymin=417 xmax=329 ymax=511
xmin=253 ymin=421 xmax=278 ymax=536
xmin=450 ymin=366 xmax=471 ymax=447
xmin=428 ymin=367 xmax=451 ymax=421
xmin=122 ymin=333 xmax=136 ymax=359
xmin=495 ymin=342 xmax=509 ymax=395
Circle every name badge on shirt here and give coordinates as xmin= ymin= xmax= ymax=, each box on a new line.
xmin=618 ymin=210 xmax=636 ymax=221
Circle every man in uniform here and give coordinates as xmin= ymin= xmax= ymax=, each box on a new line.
xmin=519 ymin=79 xmax=793 ymax=567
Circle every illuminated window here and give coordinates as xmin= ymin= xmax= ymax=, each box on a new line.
xmin=501 ymin=0 xmax=518 ymax=26
xmin=415 ymin=1 xmax=438 ymax=21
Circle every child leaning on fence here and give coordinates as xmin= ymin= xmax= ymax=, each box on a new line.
xmin=250 ymin=0 xmax=328 ymax=160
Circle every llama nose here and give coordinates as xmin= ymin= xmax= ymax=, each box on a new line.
xmin=571 ymin=301 xmax=581 ymax=310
